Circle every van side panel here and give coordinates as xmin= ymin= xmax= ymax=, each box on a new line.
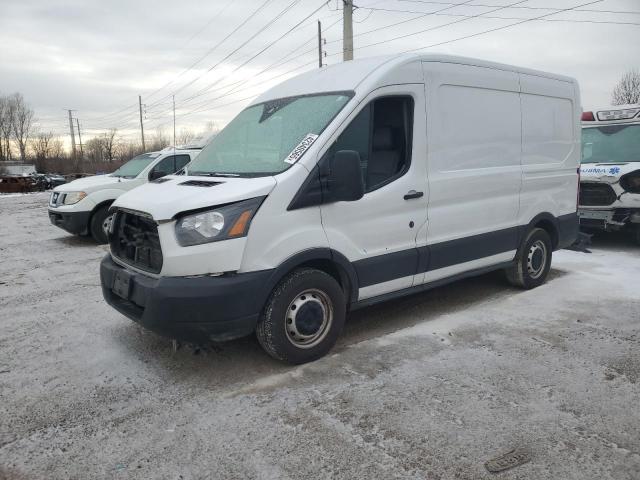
xmin=518 ymin=74 xmax=580 ymax=228
xmin=418 ymin=62 xmax=521 ymax=285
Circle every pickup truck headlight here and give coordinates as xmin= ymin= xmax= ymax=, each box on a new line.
xmin=174 ymin=196 xmax=264 ymax=246
xmin=63 ymin=191 xmax=87 ymax=205
xmin=620 ymin=170 xmax=640 ymax=194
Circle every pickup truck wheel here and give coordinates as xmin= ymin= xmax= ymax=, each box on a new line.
xmin=89 ymin=206 xmax=111 ymax=244
xmin=505 ymin=228 xmax=552 ymax=289
xmin=256 ymin=268 xmax=346 ymax=364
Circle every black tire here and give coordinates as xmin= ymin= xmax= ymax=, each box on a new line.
xmin=89 ymin=206 xmax=112 ymax=244
xmin=256 ymin=268 xmax=346 ymax=364
xmin=505 ymin=227 xmax=553 ymax=289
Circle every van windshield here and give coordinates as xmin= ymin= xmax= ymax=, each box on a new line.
xmin=111 ymin=153 xmax=159 ymax=178
xmin=582 ymin=124 xmax=640 ymax=163
xmin=187 ymin=92 xmax=352 ymax=177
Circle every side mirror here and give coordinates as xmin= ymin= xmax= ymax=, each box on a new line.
xmin=323 ymin=150 xmax=365 ymax=203
xmin=149 ymin=170 xmax=166 ymax=181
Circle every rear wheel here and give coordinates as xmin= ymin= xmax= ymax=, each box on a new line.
xmin=256 ymin=268 xmax=346 ymax=364
xmin=89 ymin=206 xmax=112 ymax=244
xmin=505 ymin=228 xmax=552 ymax=289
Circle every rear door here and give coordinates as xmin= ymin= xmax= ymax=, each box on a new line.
xmin=418 ymin=62 xmax=522 ymax=283
xmin=319 ymin=84 xmax=428 ymax=300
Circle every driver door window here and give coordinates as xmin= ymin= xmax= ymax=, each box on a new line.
xmin=331 ymin=96 xmax=413 ymax=192
xmin=149 ymin=155 xmax=191 ymax=179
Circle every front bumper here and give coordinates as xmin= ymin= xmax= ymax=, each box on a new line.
xmin=48 ymin=209 xmax=91 ymax=235
xmin=100 ymin=255 xmax=273 ymax=343
xmin=578 ymin=208 xmax=640 ymax=231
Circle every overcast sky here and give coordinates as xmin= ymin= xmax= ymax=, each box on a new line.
xmin=1 ymin=0 xmax=638 ymax=146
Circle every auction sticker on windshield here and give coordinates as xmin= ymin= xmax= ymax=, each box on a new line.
xmin=284 ymin=133 xmax=319 ymax=164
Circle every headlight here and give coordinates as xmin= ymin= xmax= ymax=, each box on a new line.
xmin=620 ymin=170 xmax=640 ymax=194
xmin=63 ymin=191 xmax=87 ymax=205
xmin=175 ymin=196 xmax=264 ymax=247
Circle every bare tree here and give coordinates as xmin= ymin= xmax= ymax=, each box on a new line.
xmin=148 ymin=126 xmax=169 ymax=151
xmin=9 ymin=93 xmax=35 ymax=162
xmin=612 ymin=69 xmax=640 ymax=105
xmin=10 ymin=93 xmax=35 ymax=161
xmin=177 ymin=128 xmax=195 ymax=145
xmin=102 ymin=129 xmax=119 ymax=162
xmin=31 ymin=131 xmax=55 ymax=159
xmin=85 ymin=136 xmax=105 ymax=163
xmin=50 ymin=137 xmax=65 ymax=159
xmin=0 ymin=94 xmax=15 ymax=161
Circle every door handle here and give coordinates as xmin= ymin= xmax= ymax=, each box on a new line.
xmin=403 ymin=190 xmax=424 ymax=200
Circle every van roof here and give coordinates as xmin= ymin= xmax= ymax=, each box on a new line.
xmin=252 ymin=53 xmax=577 ymax=105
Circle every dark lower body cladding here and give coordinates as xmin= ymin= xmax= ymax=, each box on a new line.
xmin=48 ymin=209 xmax=90 ymax=235
xmin=100 ymin=255 xmax=273 ymax=343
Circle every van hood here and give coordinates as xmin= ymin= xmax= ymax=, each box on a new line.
xmin=54 ymin=175 xmax=133 ymax=192
xmin=111 ymin=175 xmax=277 ymax=221
xmin=580 ymin=162 xmax=640 ymax=184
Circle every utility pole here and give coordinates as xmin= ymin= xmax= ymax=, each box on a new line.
xmin=67 ymin=110 xmax=76 ymax=159
xmin=138 ymin=95 xmax=146 ymax=151
xmin=75 ymin=118 xmax=84 ymax=160
xmin=343 ymin=0 xmax=354 ymax=61
xmin=172 ymin=95 xmax=176 ymax=149
xmin=318 ymin=20 xmax=323 ymax=68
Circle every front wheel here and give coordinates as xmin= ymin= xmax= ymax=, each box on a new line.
xmin=256 ymin=268 xmax=346 ymax=364
xmin=505 ymin=228 xmax=552 ymax=289
xmin=89 ymin=206 xmax=112 ymax=244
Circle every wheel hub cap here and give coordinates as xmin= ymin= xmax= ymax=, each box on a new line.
xmin=285 ymin=289 xmax=333 ymax=349
xmin=527 ymin=240 xmax=547 ymax=279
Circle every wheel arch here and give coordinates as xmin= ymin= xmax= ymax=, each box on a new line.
xmin=89 ymin=199 xmax=115 ymax=225
xmin=259 ymin=249 xmax=359 ymax=313
xmin=523 ymin=212 xmax=560 ymax=249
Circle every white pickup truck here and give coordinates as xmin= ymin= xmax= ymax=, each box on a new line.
xmin=579 ymin=104 xmax=640 ymax=243
xmin=48 ymin=145 xmax=202 ymax=243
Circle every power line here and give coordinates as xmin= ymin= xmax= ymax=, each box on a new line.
xmin=327 ymin=0 xmax=477 ymax=46
xmin=332 ymin=0 xmax=531 ymax=52
xmin=146 ymin=0 xmax=309 ymax=109
xmin=143 ymin=0 xmax=275 ymax=104
xmin=395 ymin=0 xmax=640 ymax=15
xmin=396 ymin=0 xmax=606 ymax=53
xmin=358 ymin=5 xmax=640 ymax=26
xmin=179 ymin=0 xmax=331 ymax=104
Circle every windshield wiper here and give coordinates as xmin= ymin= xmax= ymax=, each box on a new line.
xmin=190 ymin=171 xmax=241 ymax=177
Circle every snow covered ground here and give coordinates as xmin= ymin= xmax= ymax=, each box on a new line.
xmin=1 ymin=192 xmax=639 ymax=479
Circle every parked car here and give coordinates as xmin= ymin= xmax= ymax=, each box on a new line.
xmin=100 ymin=54 xmax=580 ymax=363
xmin=48 ymin=146 xmax=202 ymax=243
xmin=28 ymin=172 xmax=67 ymax=190
xmin=0 ymin=175 xmax=38 ymax=193
xmin=579 ymin=104 xmax=640 ymax=243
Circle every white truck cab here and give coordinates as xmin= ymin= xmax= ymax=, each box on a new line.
xmin=579 ymin=104 xmax=640 ymax=243
xmin=48 ymin=145 xmax=202 ymax=243
xmin=100 ymin=54 xmax=580 ymax=364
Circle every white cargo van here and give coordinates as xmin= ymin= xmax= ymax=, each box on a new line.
xmin=48 ymin=145 xmax=202 ymax=243
xmin=100 ymin=54 xmax=580 ymax=364
xmin=579 ymin=104 xmax=640 ymax=243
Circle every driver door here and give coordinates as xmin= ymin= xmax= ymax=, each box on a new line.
xmin=319 ymin=84 xmax=428 ymax=300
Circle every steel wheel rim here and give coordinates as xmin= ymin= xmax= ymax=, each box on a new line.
xmin=285 ymin=288 xmax=333 ymax=349
xmin=527 ymin=239 xmax=547 ymax=279
xmin=102 ymin=214 xmax=114 ymax=236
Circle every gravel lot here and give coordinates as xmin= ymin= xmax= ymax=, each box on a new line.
xmin=1 ymin=192 xmax=639 ymax=480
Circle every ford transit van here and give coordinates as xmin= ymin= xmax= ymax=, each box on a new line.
xmin=100 ymin=54 xmax=580 ymax=364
